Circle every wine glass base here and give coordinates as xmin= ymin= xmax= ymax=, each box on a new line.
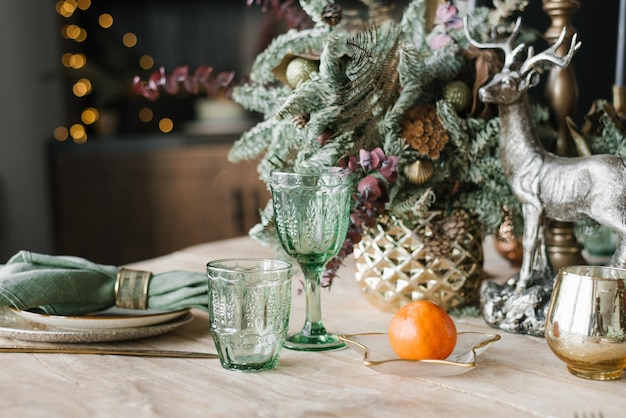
xmin=283 ymin=332 xmax=346 ymax=351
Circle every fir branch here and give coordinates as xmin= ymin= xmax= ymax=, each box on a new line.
xmin=299 ymin=0 xmax=332 ymax=26
xmin=586 ymin=100 xmax=626 ymax=157
xmin=274 ymin=73 xmax=327 ymax=120
xmin=390 ymin=188 xmax=436 ymax=224
xmin=233 ymin=83 xmax=292 ymax=115
xmin=228 ymin=118 xmax=284 ymax=162
xmin=399 ymin=0 xmax=428 ymax=49
xmin=336 ymin=22 xmax=402 ymax=140
xmin=250 ymin=27 xmax=330 ymax=85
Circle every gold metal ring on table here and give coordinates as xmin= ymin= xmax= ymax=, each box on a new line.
xmin=114 ymin=268 xmax=152 ymax=310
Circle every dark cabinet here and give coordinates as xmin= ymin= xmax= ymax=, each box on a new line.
xmin=50 ymin=136 xmax=269 ymax=265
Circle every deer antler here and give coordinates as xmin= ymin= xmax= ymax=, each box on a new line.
xmin=520 ymin=27 xmax=581 ymax=75
xmin=463 ymin=16 xmax=525 ymax=70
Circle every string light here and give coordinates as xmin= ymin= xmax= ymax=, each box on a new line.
xmin=72 ymin=78 xmax=92 ymax=97
xmin=139 ymin=108 xmax=153 ymax=122
xmin=139 ymin=55 xmax=154 ymax=70
xmin=64 ymin=24 xmax=81 ymax=40
xmin=62 ymin=52 xmax=86 ymax=69
xmin=81 ymin=107 xmax=99 ymax=125
xmin=69 ymin=124 xmax=87 ymax=143
xmin=53 ymin=126 xmax=69 ymax=141
xmin=159 ymin=118 xmax=174 ymax=133
xmin=122 ymin=33 xmax=137 ymax=48
xmin=98 ymin=13 xmax=113 ymax=29
xmin=56 ymin=1 xmax=76 ymax=18
xmin=76 ymin=0 xmax=90 ymax=10
xmin=56 ymin=2 xmax=166 ymax=142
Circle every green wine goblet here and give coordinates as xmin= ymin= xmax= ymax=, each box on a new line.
xmin=269 ymin=167 xmax=352 ymax=351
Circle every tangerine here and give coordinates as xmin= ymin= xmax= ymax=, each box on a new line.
xmin=387 ymin=300 xmax=457 ymax=360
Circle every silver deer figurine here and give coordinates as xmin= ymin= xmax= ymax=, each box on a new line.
xmin=465 ymin=18 xmax=626 ymax=291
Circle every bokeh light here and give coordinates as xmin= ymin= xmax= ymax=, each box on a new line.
xmin=64 ymin=24 xmax=82 ymax=39
xmin=122 ymin=33 xmax=137 ymax=48
xmin=81 ymin=107 xmax=99 ymax=125
xmin=75 ymin=28 xmax=87 ymax=42
xmin=159 ymin=118 xmax=174 ymax=133
xmin=53 ymin=126 xmax=69 ymax=141
xmin=77 ymin=0 xmax=91 ymax=10
xmin=67 ymin=53 xmax=86 ymax=69
xmin=139 ymin=108 xmax=153 ymax=123
xmin=70 ymin=124 xmax=87 ymax=143
xmin=98 ymin=13 xmax=113 ymax=28
xmin=139 ymin=55 xmax=154 ymax=70
xmin=72 ymin=78 xmax=92 ymax=97
xmin=56 ymin=0 xmax=76 ymax=18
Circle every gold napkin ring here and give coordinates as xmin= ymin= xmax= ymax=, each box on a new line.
xmin=115 ymin=268 xmax=152 ymax=310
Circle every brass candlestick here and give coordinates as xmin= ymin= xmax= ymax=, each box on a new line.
xmin=542 ymin=0 xmax=587 ymax=271
xmin=543 ymin=0 xmax=579 ymax=155
xmin=615 ymin=85 xmax=626 ymax=119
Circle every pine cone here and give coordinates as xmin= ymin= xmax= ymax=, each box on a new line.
xmin=401 ymin=105 xmax=450 ymax=159
xmin=423 ymin=211 xmax=469 ymax=258
xmin=321 ymin=4 xmax=343 ymax=27
xmin=441 ymin=211 xmax=469 ymax=243
xmin=424 ymin=234 xmax=452 ymax=259
xmin=292 ymin=114 xmax=309 ymax=128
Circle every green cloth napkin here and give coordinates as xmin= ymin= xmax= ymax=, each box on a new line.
xmin=0 ymin=251 xmax=208 ymax=316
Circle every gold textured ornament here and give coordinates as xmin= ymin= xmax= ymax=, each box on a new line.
xmin=354 ymin=212 xmax=484 ymax=313
xmin=443 ymin=80 xmax=472 ymax=113
xmin=272 ymin=53 xmax=320 ymax=88
xmin=404 ymin=159 xmax=434 ymax=185
xmin=285 ymin=57 xmax=319 ymax=88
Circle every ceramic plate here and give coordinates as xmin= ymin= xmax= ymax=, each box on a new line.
xmin=339 ymin=332 xmax=500 ymax=377
xmin=10 ymin=307 xmax=190 ymax=331
xmin=0 ymin=306 xmax=194 ymax=343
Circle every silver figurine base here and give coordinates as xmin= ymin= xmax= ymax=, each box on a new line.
xmin=480 ymin=270 xmax=555 ymax=337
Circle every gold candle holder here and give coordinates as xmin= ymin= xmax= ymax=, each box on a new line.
xmin=542 ymin=0 xmax=587 ymax=270
xmin=614 ymin=84 xmax=626 ymax=119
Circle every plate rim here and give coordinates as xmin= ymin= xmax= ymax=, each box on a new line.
xmin=0 ymin=310 xmax=195 ymax=343
xmin=9 ymin=307 xmax=190 ymax=330
xmin=339 ymin=331 xmax=501 ymax=369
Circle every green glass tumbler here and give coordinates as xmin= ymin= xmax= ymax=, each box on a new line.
xmin=207 ymin=258 xmax=292 ymax=372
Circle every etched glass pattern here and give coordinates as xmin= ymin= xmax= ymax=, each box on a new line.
xmin=207 ymin=258 xmax=292 ymax=372
xmin=270 ymin=167 xmax=351 ymax=351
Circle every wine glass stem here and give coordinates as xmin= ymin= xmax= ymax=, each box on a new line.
xmin=300 ymin=262 xmax=327 ymax=336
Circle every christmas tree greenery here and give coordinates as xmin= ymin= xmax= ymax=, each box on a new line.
xmin=136 ymin=0 xmax=622 ymax=286
xmin=227 ymin=0 xmax=549 ymax=284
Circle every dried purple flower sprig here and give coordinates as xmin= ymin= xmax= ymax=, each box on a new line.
xmin=322 ymin=147 xmax=398 ymax=287
xmin=246 ymin=0 xmax=312 ymax=30
xmin=132 ymin=66 xmax=237 ymax=101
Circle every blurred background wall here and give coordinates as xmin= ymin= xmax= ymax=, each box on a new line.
xmin=0 ymin=2 xmax=63 ymax=261
xmin=0 ymin=0 xmax=621 ymax=263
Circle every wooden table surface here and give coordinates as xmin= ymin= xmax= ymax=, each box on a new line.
xmin=0 ymin=236 xmax=623 ymax=418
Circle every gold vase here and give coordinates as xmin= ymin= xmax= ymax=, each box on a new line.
xmin=354 ymin=211 xmax=484 ymax=312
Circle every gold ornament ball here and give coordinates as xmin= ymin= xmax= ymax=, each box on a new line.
xmin=285 ymin=57 xmax=318 ymax=88
xmin=443 ymin=81 xmax=471 ymax=112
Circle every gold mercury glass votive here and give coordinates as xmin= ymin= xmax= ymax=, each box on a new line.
xmin=545 ymin=265 xmax=626 ymax=381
